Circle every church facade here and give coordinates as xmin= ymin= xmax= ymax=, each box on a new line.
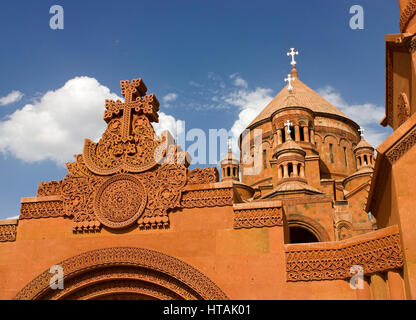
xmin=0 ymin=1 xmax=414 ymax=300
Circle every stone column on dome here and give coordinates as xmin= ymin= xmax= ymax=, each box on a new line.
xmin=295 ymin=125 xmax=300 ymax=141
xmin=300 ymin=164 xmax=305 ymax=178
xmin=278 ymin=165 xmax=283 ymax=179
xmin=283 ymin=164 xmax=289 ymax=178
xmin=277 ymin=129 xmax=282 ymax=145
xmin=310 ymin=129 xmax=315 ymax=144
xmin=303 ymin=126 xmax=309 ymax=142
xmin=293 ymin=162 xmax=298 ymax=177
xmin=284 ymin=128 xmax=290 ymax=141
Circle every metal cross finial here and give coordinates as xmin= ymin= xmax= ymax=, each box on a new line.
xmin=284 ymin=74 xmax=295 ymax=92
xmin=358 ymin=127 xmax=365 ymax=137
xmin=284 ymin=120 xmax=293 ymax=135
xmin=227 ymin=138 xmax=233 ymax=150
xmin=287 ymin=48 xmax=299 ymax=66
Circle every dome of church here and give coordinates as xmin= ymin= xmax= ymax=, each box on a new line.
xmin=220 ymin=148 xmax=239 ymax=165
xmin=354 ymin=137 xmax=374 ymax=151
xmin=247 ymin=67 xmax=354 ymax=129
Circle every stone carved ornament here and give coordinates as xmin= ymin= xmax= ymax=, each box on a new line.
xmin=285 ymin=229 xmax=403 ymax=282
xmin=0 ymin=224 xmax=17 ymax=242
xmin=20 ymin=78 xmax=221 ymax=233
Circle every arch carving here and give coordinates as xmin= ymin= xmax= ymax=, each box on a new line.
xmin=288 ymin=214 xmax=330 ymax=242
xmin=14 ymin=247 xmax=229 ymax=300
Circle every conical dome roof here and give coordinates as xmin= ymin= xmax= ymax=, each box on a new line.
xmin=274 ymin=138 xmax=305 ymax=158
xmin=247 ymin=67 xmax=353 ymax=128
xmin=354 ymin=137 xmax=373 ymax=151
xmin=220 ymin=148 xmax=239 ymax=164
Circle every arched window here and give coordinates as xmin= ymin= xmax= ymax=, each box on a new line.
xmin=329 ymin=144 xmax=334 ymax=163
xmin=281 ymin=129 xmax=286 ymax=143
xmin=289 ymin=226 xmax=319 ymax=244
xmin=343 ymin=147 xmax=347 ymax=167
xmin=364 ymin=155 xmax=368 ymax=165
xmin=288 ymin=163 xmax=293 ymax=177
xmin=290 ymin=127 xmax=295 ymax=140
xmin=299 ymin=127 xmax=305 ymax=141
xmin=227 ymin=167 xmax=230 ymax=176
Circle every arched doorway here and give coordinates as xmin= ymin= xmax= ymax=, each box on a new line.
xmin=14 ymin=247 xmax=228 ymax=300
xmin=289 ymin=226 xmax=319 ymax=243
xmin=287 ymin=214 xmax=330 ymax=244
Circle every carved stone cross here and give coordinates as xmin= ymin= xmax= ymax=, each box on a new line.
xmin=284 ymin=120 xmax=293 ymax=135
xmin=284 ymin=74 xmax=295 ymax=91
xmin=104 ymin=78 xmax=160 ymax=143
xmin=287 ymin=48 xmax=299 ymax=66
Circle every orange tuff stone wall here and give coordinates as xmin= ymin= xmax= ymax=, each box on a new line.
xmin=0 ymin=203 xmax=361 ymax=300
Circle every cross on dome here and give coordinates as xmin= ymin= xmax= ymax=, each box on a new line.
xmin=284 ymin=74 xmax=295 ymax=92
xmin=358 ymin=127 xmax=365 ymax=137
xmin=227 ymin=138 xmax=233 ymax=150
xmin=287 ymin=48 xmax=299 ymax=66
xmin=284 ymin=120 xmax=293 ymax=135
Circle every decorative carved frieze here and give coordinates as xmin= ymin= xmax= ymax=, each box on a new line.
xmin=187 ymin=167 xmax=219 ymax=185
xmin=386 ymin=48 xmax=394 ymax=128
xmin=37 ymin=181 xmax=62 ymax=197
xmin=408 ymin=35 xmax=416 ymax=53
xmin=0 ymin=223 xmax=17 ymax=242
xmin=397 ymin=92 xmax=411 ymax=127
xmin=234 ymin=205 xmax=283 ymax=229
xmin=285 ymin=227 xmax=403 ymax=282
xmin=20 ymin=199 xmax=64 ymax=219
xmin=180 ymin=188 xmax=233 ymax=208
xmin=400 ymin=0 xmax=416 ymax=32
xmin=386 ymin=125 xmax=416 ymax=164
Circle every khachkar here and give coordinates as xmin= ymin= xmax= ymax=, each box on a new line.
xmin=20 ymin=78 xmax=222 ymax=233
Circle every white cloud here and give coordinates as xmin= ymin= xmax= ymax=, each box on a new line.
xmin=153 ymin=112 xmax=185 ymax=139
xmin=0 ymin=76 xmax=184 ymax=165
xmin=317 ymin=86 xmax=389 ymax=147
xmin=162 ymin=93 xmax=178 ymax=103
xmin=230 ymin=73 xmax=248 ymax=88
xmin=224 ymin=87 xmax=274 ymax=146
xmin=6 ymin=216 xmax=19 ymax=220
xmin=0 ymin=90 xmax=23 ymax=106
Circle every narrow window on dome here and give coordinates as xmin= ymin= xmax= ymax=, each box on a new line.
xmin=343 ymin=147 xmax=347 ymax=167
xmin=288 ymin=163 xmax=294 ymax=177
xmin=329 ymin=144 xmax=334 ymax=163
xmin=290 ymin=127 xmax=295 ymax=140
xmin=364 ymin=155 xmax=368 ymax=165
xmin=227 ymin=167 xmax=230 ymax=176
xmin=300 ymin=127 xmax=305 ymax=141
xmin=263 ymin=150 xmax=267 ymax=169
xmin=281 ymin=129 xmax=286 ymax=143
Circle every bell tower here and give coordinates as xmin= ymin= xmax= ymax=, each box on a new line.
xmin=220 ymin=147 xmax=240 ymax=182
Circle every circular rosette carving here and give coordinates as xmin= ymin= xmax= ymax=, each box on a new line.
xmin=94 ymin=175 xmax=147 ymax=229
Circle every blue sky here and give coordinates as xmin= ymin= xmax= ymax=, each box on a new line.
xmin=0 ymin=0 xmax=398 ymax=219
